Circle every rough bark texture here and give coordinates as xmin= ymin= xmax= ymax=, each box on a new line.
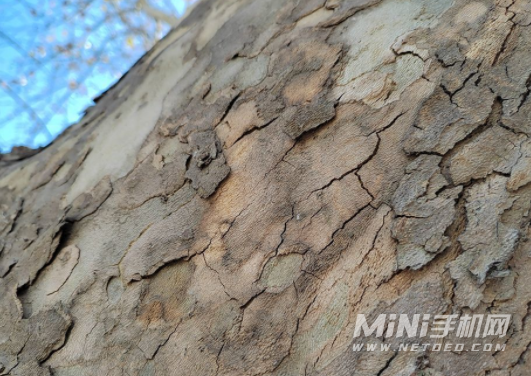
xmin=1 ymin=0 xmax=531 ymax=375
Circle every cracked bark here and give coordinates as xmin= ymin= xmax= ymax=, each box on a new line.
xmin=1 ymin=0 xmax=531 ymax=375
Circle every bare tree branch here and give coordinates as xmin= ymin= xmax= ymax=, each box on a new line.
xmin=0 ymin=29 xmax=41 ymax=65
xmin=0 ymin=81 xmax=52 ymax=139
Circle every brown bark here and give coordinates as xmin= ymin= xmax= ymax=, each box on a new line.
xmin=1 ymin=0 xmax=531 ymax=375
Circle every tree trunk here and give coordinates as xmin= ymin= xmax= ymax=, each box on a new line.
xmin=1 ymin=0 xmax=531 ymax=375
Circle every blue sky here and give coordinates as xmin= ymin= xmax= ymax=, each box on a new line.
xmin=0 ymin=0 xmax=188 ymax=152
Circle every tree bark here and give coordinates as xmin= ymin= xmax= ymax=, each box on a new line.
xmin=1 ymin=0 xmax=531 ymax=375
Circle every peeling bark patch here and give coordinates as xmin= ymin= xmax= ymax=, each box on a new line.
xmin=452 ymin=175 xmax=519 ymax=284
xmin=391 ymin=155 xmax=462 ymax=270
xmin=119 ymin=197 xmax=206 ymax=283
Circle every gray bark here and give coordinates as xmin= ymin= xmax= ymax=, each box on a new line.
xmin=1 ymin=0 xmax=531 ymax=375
